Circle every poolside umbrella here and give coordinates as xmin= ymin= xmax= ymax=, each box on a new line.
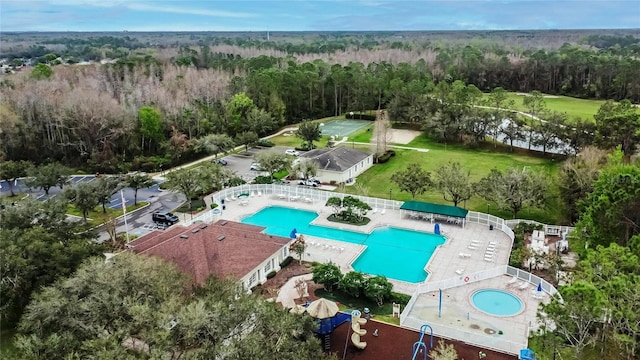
xmin=290 ymin=228 xmax=298 ymax=239
xmin=537 ymin=283 xmax=542 ymax=292
xmin=306 ymin=298 xmax=339 ymax=319
xmin=289 ymin=304 xmax=307 ymax=315
xmin=434 ymin=223 xmax=441 ymax=235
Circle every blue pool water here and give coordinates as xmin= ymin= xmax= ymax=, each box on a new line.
xmin=241 ymin=206 xmax=446 ymax=283
xmin=471 ymin=289 xmax=523 ymax=316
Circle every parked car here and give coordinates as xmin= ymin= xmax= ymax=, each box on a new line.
xmin=152 ymin=211 xmax=179 ymax=226
xmin=297 ymin=179 xmax=318 ymax=187
xmin=285 ymin=149 xmax=300 ymax=156
xmin=250 ymin=162 xmax=262 ymax=171
xmin=211 ymin=158 xmax=228 ymax=166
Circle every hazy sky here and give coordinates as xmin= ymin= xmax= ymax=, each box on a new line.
xmin=1 ymin=0 xmax=638 ymax=32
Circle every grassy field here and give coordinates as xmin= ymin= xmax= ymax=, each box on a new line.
xmin=343 ymin=136 xmax=562 ymax=224
xmin=66 ymin=202 xmax=148 ymax=226
xmin=482 ymin=92 xmax=607 ymax=121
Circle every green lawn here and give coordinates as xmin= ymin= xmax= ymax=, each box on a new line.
xmin=482 ymin=92 xmax=608 ymax=121
xmin=66 ymin=202 xmax=148 ymax=226
xmin=344 ymin=136 xmax=562 ymax=224
xmin=315 ymin=288 xmax=404 ymax=325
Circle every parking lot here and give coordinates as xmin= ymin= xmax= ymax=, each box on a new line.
xmin=0 ymin=175 xmax=162 ymax=210
xmin=220 ymin=146 xmax=309 ymax=183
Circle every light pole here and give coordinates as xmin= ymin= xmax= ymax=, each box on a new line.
xmin=389 ymin=188 xmax=392 ymax=200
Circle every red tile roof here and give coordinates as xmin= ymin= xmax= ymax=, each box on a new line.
xmin=128 ymin=220 xmax=291 ymax=285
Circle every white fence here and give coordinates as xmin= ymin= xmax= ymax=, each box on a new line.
xmin=399 ymin=265 xmax=559 ymax=356
xmin=505 ymin=219 xmax=575 ymax=237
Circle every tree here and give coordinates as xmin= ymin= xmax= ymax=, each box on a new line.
xmin=557 ymin=147 xmax=606 ymax=223
xmin=538 ymin=281 xmax=606 ymax=360
xmin=234 ymin=131 xmax=259 ymax=152
xmin=500 ymin=112 xmax=526 ymax=152
xmin=16 ymin=253 xmax=330 ymax=359
xmin=326 ymin=197 xmax=343 ymax=217
xmin=289 ymin=235 xmax=306 ymax=265
xmin=429 ymin=339 xmax=458 ymax=360
xmin=522 ymin=91 xmax=546 ymax=150
xmin=364 ymin=276 xmax=393 ymax=306
xmin=338 ymin=271 xmax=366 ymax=298
xmin=292 ymin=159 xmax=318 ymax=181
xmin=433 ymin=162 xmax=474 ymax=207
xmin=532 ymin=111 xmax=567 ymax=155
xmin=25 ymin=162 xmax=72 ymax=195
xmin=164 ymin=167 xmax=204 ymax=211
xmin=371 ymin=109 xmax=392 ymax=161
xmin=64 ymin=182 xmax=99 ymax=221
xmin=479 ymin=167 xmax=547 ymax=218
xmin=31 ymin=63 xmax=53 ymax=79
xmin=312 ymin=262 xmax=342 ymax=292
xmin=0 ymin=198 xmax=100 ymax=325
xmin=295 ymin=120 xmax=322 ymax=150
xmin=390 ymin=163 xmax=432 ymax=199
xmin=254 ymin=150 xmax=293 ymax=180
xmin=138 ymin=106 xmax=163 ymax=152
xmin=226 ymin=92 xmax=256 ymax=135
xmin=594 ymin=100 xmax=640 ymax=160
xmin=0 ymin=160 xmax=30 ymax=196
xmin=575 ymin=157 xmax=640 ymax=248
xmin=94 ymin=176 xmax=121 ymax=213
xmin=195 ymin=133 xmax=235 ymax=158
xmin=124 ymin=172 xmax=154 ymax=205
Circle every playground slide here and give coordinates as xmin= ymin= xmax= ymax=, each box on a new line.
xmin=351 ymin=322 xmax=367 ymax=336
xmin=351 ymin=332 xmax=367 ymax=350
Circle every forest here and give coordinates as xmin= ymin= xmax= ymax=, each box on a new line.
xmin=1 ymin=31 xmax=639 ymax=173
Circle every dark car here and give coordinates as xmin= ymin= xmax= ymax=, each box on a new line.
xmin=152 ymin=211 xmax=179 ymax=226
xmin=211 ymin=158 xmax=228 ymax=166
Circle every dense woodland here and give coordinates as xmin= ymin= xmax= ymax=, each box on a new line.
xmin=1 ymin=32 xmax=639 ymax=173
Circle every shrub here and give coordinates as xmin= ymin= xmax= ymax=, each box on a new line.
xmin=210 ymin=203 xmax=218 ymax=209
xmin=390 ymin=292 xmax=411 ymax=305
xmin=279 ymin=256 xmax=293 ymax=268
xmin=257 ymin=139 xmax=274 ymax=147
xmin=330 ymin=180 xmax=337 ymax=185
xmin=266 ymin=270 xmax=277 ymax=279
xmin=376 ymin=150 xmax=395 ymax=164
xmin=253 ymin=175 xmax=273 ymax=184
xmin=226 ymin=176 xmax=246 ymax=187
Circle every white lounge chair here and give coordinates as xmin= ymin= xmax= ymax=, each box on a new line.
xmin=371 ymin=208 xmax=378 ymax=214
xmin=257 ymin=191 xmax=262 ymax=196
xmin=455 ymin=269 xmax=465 ymax=275
xmin=304 ymin=197 xmax=313 ymax=203
xmin=240 ymin=199 xmax=248 ymax=206
xmin=380 ymin=209 xmax=386 ymax=215
xmin=518 ymin=281 xmax=530 ymax=290
xmin=507 ymin=276 xmax=518 ymax=286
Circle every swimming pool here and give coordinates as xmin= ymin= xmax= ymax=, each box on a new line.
xmin=241 ymin=206 xmax=446 ymax=283
xmin=471 ymin=289 xmax=523 ymax=316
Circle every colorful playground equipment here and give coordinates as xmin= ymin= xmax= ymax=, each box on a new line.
xmin=411 ymin=324 xmax=434 ymax=360
xmin=519 ymin=348 xmax=536 ymax=360
xmin=350 ymin=310 xmax=368 ymax=349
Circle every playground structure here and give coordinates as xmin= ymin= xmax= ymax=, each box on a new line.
xmin=411 ymin=324 xmax=434 ymax=360
xmin=519 ymin=348 xmax=536 ymax=360
xmin=350 ymin=310 xmax=368 ymax=350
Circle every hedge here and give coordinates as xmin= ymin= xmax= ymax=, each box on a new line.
xmin=280 ymin=256 xmax=293 ymax=268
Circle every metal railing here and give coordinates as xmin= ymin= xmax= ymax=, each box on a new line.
xmin=505 ymin=219 xmax=575 ymax=236
xmin=399 ymin=265 xmax=559 ymax=355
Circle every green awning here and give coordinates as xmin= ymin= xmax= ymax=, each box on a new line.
xmin=400 ymin=201 xmax=469 ymax=218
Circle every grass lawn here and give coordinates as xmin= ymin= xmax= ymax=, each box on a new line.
xmin=315 ymin=288 xmax=404 ymax=326
xmin=66 ymin=201 xmax=148 ymax=226
xmin=345 ymin=136 xmax=563 ymax=224
xmin=482 ymin=92 xmax=608 ymax=121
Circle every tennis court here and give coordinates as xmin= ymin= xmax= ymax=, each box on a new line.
xmin=320 ymin=119 xmax=371 ymax=138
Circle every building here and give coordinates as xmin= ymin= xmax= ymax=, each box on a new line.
xmin=126 ymin=220 xmax=293 ymax=290
xmin=299 ymin=146 xmax=373 ymax=183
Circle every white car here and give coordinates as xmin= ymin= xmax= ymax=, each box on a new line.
xmin=250 ymin=163 xmax=262 ymax=171
xmin=285 ymin=149 xmax=300 ymax=156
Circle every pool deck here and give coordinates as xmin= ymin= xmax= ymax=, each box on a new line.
xmin=213 ymin=194 xmax=512 ymax=295
xmin=209 ymin=193 xmax=544 ymax=355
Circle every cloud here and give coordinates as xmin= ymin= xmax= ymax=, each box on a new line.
xmin=125 ymin=3 xmax=258 ymax=19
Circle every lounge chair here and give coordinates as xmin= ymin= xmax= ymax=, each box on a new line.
xmin=506 ymin=276 xmax=518 ymax=286
xmin=455 ymin=269 xmax=465 ymax=275
xmin=518 ymin=281 xmax=530 ymax=290
xmin=371 ymin=208 xmax=378 ymax=214
xmin=304 ymin=197 xmax=313 ymax=203
xmin=380 ymin=209 xmax=386 ymax=215
xmin=468 ymin=244 xmax=478 ymax=250
xmin=240 ymin=199 xmax=249 ymax=206
xmin=257 ymin=191 xmax=262 ymax=196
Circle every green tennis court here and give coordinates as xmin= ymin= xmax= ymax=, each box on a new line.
xmin=320 ymin=119 xmax=371 ymax=138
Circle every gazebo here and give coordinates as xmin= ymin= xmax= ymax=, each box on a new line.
xmin=400 ymin=201 xmax=469 ymax=228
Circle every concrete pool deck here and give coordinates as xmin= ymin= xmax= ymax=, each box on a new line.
xmin=199 ymin=191 xmax=546 ymax=355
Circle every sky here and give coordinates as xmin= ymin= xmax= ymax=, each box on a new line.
xmin=1 ymin=0 xmax=638 ymax=32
